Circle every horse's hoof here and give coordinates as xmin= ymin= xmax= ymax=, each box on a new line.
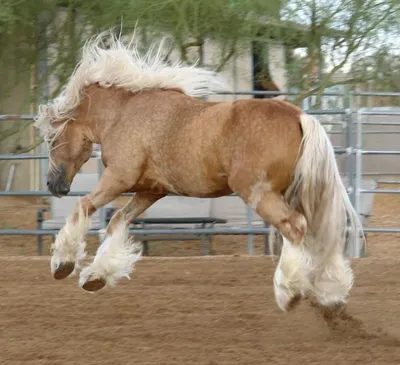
xmin=286 ymin=294 xmax=302 ymax=311
xmin=275 ymin=292 xmax=303 ymax=312
xmin=53 ymin=262 xmax=75 ymax=280
xmin=81 ymin=277 xmax=106 ymax=292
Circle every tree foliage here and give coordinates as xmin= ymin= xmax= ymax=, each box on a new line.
xmin=0 ymin=0 xmax=399 ymax=151
xmin=0 ymin=0 xmax=283 ymax=152
xmin=282 ymin=0 xmax=399 ymax=105
xmin=351 ymin=47 xmax=400 ymax=105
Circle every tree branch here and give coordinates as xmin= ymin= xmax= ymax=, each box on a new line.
xmin=0 ymin=124 xmax=21 ymax=143
xmin=12 ymin=136 xmax=44 ymax=154
xmin=0 ymin=119 xmax=33 ymax=143
xmin=295 ymin=0 xmax=397 ymax=105
xmin=182 ymin=41 xmax=203 ymax=49
xmin=295 ymin=75 xmax=378 ymax=104
xmin=215 ymin=41 xmax=237 ymax=73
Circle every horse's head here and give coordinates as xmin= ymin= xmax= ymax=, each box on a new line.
xmin=45 ymin=120 xmax=93 ymax=197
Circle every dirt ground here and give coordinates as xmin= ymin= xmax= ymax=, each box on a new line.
xmin=0 ymin=182 xmax=399 ymax=364
xmin=0 ymin=256 xmax=400 ymax=365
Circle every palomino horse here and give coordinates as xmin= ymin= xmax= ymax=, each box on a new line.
xmin=35 ymin=31 xmax=364 ymax=312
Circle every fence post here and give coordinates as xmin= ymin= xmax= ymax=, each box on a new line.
xmin=36 ymin=209 xmax=44 ymax=256
xmin=354 ymin=108 xmax=365 ymax=258
xmin=344 ymin=90 xmax=356 ymax=208
xmin=246 ymin=207 xmax=254 ymax=255
xmin=344 ymin=90 xmax=354 ymax=257
xmin=344 ymin=90 xmax=364 ymax=258
xmin=97 ymin=149 xmax=107 ymax=245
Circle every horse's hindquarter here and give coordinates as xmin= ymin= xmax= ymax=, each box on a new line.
xmin=223 ymin=99 xmax=303 ymax=194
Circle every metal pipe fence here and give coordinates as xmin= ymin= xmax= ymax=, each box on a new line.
xmin=0 ymin=227 xmax=273 ymax=236
xmin=1 ymin=90 xmax=400 ymax=258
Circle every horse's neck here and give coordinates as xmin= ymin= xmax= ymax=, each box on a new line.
xmin=79 ymin=85 xmax=123 ymax=144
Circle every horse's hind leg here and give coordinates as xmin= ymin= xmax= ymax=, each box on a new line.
xmin=312 ymin=245 xmax=354 ymax=310
xmin=272 ymin=234 xmax=314 ymax=311
xmin=233 ymin=183 xmax=312 ymax=312
xmin=79 ymin=192 xmax=165 ymax=292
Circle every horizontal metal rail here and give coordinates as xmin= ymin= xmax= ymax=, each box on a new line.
xmin=0 ymin=111 xmax=349 ymax=122
xmin=0 ymin=190 xmax=119 ymax=196
xmin=0 ymin=191 xmax=246 ymax=197
xmin=355 ymin=91 xmax=400 ymax=96
xmin=4 ymin=108 xmax=348 ymax=119
xmin=362 ymin=130 xmax=400 ymax=134
xmin=359 ymin=121 xmax=400 ymax=126
xmin=0 ymin=147 xmax=348 ymax=161
xmin=0 ymin=114 xmax=36 ymax=120
xmin=361 ymin=150 xmax=400 ymax=155
xmin=360 ymin=188 xmax=400 ymax=194
xmin=0 ymin=154 xmax=48 ymax=160
xmin=361 ymin=111 xmax=400 ymax=116
xmin=213 ymin=90 xmax=400 ymax=97
xmin=362 ymin=172 xmax=400 ymax=176
xmin=0 ymin=186 xmax=354 ymax=196
xmin=0 ymin=226 xmax=398 ymax=236
xmin=363 ymin=228 xmax=400 ymax=233
xmin=0 ymin=153 xmax=101 ymax=160
xmin=214 ymin=90 xmax=346 ymax=97
xmin=305 ymin=109 xmax=347 ymax=115
xmin=0 ymin=227 xmax=272 ymax=236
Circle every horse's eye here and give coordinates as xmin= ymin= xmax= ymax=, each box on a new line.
xmin=46 ymin=138 xmax=54 ymax=147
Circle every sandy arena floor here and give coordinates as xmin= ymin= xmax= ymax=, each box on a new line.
xmin=0 ymin=183 xmax=399 ymax=364
xmin=0 ymin=256 xmax=400 ymax=365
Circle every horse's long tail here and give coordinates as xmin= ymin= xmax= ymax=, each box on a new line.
xmin=282 ymin=113 xmax=364 ymax=255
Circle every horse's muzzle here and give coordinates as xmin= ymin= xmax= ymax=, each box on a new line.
xmin=47 ymin=169 xmax=71 ymax=197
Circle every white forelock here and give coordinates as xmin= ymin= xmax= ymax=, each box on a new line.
xmin=34 ymin=29 xmax=231 ymax=139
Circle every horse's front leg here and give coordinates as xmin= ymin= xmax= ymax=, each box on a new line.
xmin=79 ymin=192 xmax=165 ymax=292
xmin=51 ymin=169 xmax=131 ymax=280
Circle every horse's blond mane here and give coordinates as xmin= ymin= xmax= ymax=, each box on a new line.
xmin=34 ymin=29 xmax=230 ymax=140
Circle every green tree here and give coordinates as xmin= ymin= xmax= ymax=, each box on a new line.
xmin=281 ymin=0 xmax=399 ymax=106
xmin=1 ymin=0 xmax=399 ymax=152
xmin=351 ymin=47 xmax=400 ymax=105
xmin=1 ymin=0 xmax=284 ymax=152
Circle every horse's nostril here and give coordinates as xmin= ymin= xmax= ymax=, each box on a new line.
xmin=59 ymin=186 xmax=70 ymax=195
xmin=47 ymin=181 xmax=50 ymax=186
